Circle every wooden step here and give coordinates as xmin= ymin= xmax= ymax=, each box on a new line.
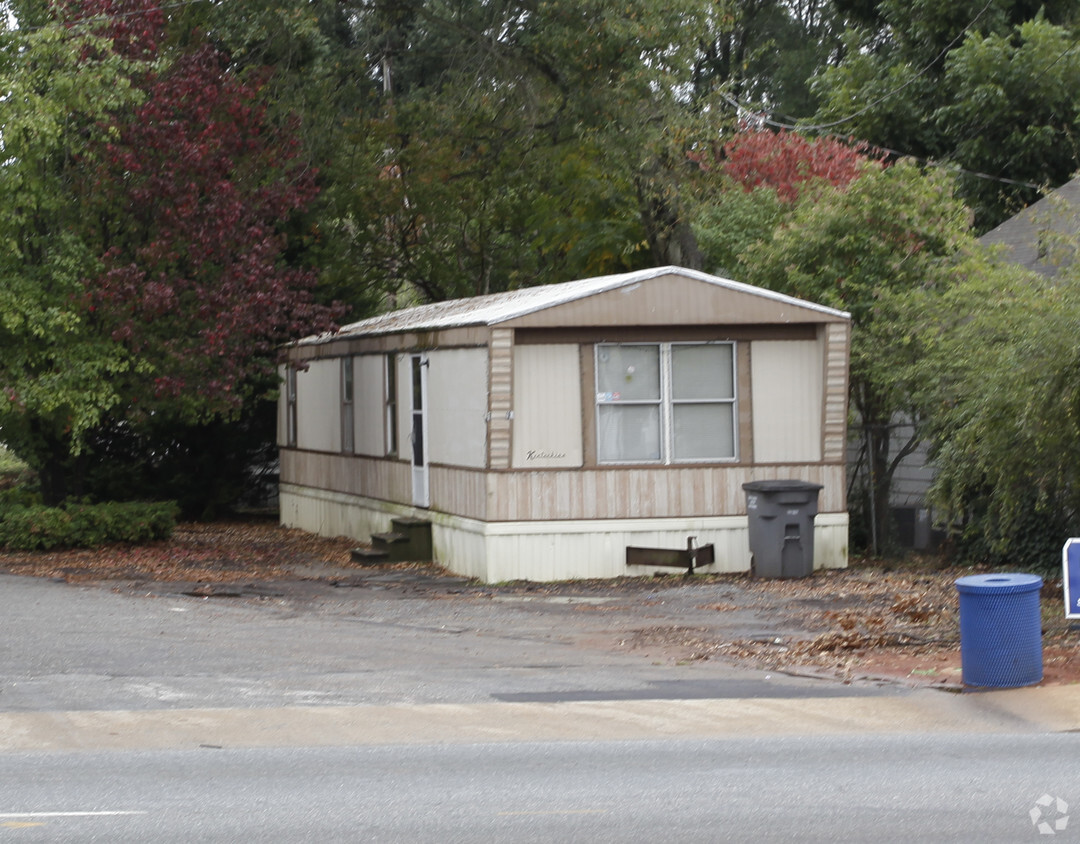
xmin=390 ymin=518 xmax=433 ymax=562
xmin=371 ymin=531 xmax=411 ymax=562
xmin=350 ymin=547 xmax=389 ymax=565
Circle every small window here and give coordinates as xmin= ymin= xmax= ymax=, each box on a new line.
xmin=385 ymin=353 xmax=398 ymax=456
xmin=341 ymin=357 xmax=354 ymax=454
xmin=596 ymin=342 xmax=736 ymax=464
xmin=286 ymin=366 xmax=298 ymax=448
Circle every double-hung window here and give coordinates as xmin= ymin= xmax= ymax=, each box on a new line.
xmin=595 ymin=342 xmax=736 ymax=463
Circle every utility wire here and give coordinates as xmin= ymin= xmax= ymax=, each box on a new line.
xmin=720 ymin=92 xmax=1045 ymax=191
xmin=790 ymin=0 xmax=996 ymax=133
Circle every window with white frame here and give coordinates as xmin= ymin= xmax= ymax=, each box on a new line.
xmin=595 ymin=342 xmax=736 ymax=463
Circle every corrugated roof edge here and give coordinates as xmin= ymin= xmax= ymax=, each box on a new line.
xmin=293 ymin=265 xmax=851 ymax=347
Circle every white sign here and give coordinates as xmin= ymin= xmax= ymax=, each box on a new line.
xmin=1062 ymin=539 xmax=1080 ymax=619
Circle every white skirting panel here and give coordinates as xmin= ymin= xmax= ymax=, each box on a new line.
xmin=279 ymin=483 xmax=849 ymax=583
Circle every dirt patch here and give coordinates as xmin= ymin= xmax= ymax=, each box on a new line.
xmin=1 ymin=519 xmax=1077 ymax=690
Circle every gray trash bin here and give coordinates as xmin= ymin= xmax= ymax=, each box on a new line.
xmin=743 ymin=480 xmax=823 ymax=578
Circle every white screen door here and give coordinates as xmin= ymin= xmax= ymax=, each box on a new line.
xmin=410 ymin=354 xmax=430 ymax=508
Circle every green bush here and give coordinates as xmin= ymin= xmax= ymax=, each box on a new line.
xmin=0 ymin=500 xmax=179 ymax=552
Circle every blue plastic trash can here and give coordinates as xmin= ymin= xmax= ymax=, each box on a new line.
xmin=955 ymin=573 xmax=1043 ymax=688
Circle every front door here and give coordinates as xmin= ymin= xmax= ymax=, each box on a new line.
xmin=410 ymin=354 xmax=429 ymax=508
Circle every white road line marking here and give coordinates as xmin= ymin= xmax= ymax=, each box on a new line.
xmin=0 ymin=812 xmax=146 ymax=818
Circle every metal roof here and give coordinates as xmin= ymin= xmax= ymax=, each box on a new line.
xmin=296 ymin=265 xmax=850 ymax=346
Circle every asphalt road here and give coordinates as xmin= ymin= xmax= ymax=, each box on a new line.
xmin=1 ymin=734 xmax=1077 ymax=842
xmin=3 ymin=569 xmax=1080 ymax=842
xmin=0 ymin=570 xmax=886 ymax=713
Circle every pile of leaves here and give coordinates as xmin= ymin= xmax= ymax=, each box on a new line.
xmin=0 ymin=518 xmax=356 ymax=583
xmin=694 ymin=564 xmax=1079 ymax=686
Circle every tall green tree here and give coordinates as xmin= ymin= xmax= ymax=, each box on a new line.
xmin=911 ymin=242 xmax=1080 ymax=569
xmin=0 ymin=16 xmax=142 ymax=502
xmin=321 ymin=0 xmax=710 ymax=302
xmin=691 ymin=0 xmax=851 ymax=118
xmin=811 ymin=1 xmax=1080 ymax=229
xmin=690 ymin=128 xmax=878 ymax=278
xmin=0 ymin=2 xmax=338 ymax=508
xmin=747 ymin=160 xmax=975 ymax=551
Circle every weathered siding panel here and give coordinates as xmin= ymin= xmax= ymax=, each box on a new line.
xmin=280 ymin=449 xmax=410 ymax=504
xmin=429 ymin=464 xmax=488 ymax=520
xmin=296 ymin=358 xmax=341 ymax=453
xmin=503 ymin=272 xmax=838 ymax=329
xmin=279 ymin=482 xmax=849 ymax=582
xmin=354 ymin=354 xmax=387 ymax=457
xmin=750 ymin=339 xmax=822 ymax=463
xmin=486 ymin=464 xmax=844 ymax=521
xmin=427 ymin=348 xmax=489 ymax=469
xmin=511 ymin=344 xmax=584 ymax=469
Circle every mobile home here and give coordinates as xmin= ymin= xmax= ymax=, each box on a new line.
xmin=279 ymin=266 xmax=850 ymax=582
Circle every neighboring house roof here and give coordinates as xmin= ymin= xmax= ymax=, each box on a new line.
xmin=297 ymin=265 xmax=850 ymax=347
xmin=979 ymin=176 xmax=1080 ymax=276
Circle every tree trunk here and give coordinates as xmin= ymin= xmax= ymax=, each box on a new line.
xmin=635 ymin=163 xmax=704 ymax=270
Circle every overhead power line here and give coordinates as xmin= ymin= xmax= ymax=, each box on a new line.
xmin=718 ymin=92 xmax=1044 ymax=191
xmin=793 ymin=0 xmax=996 ymax=133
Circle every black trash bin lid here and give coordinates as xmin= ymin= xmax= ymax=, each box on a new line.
xmin=742 ymin=480 xmax=824 ymax=494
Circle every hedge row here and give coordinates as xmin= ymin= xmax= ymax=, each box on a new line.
xmin=0 ymin=500 xmax=180 ymax=551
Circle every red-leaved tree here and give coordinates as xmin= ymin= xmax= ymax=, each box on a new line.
xmin=695 ymin=129 xmax=883 ymax=202
xmin=25 ymin=0 xmax=343 ymax=512
xmin=72 ymin=0 xmax=338 ymax=422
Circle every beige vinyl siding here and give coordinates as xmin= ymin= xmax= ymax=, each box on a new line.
xmin=281 ymin=450 xmax=411 ymax=504
xmin=394 ymin=353 xmax=411 ymax=464
xmin=277 ymin=365 xmax=289 ymax=447
xmin=295 ymin=358 xmax=341 ymax=453
xmin=352 ymin=354 xmax=386 ymax=456
xmin=502 ymin=272 xmax=833 ymax=329
xmin=488 ymin=328 xmax=514 ymax=468
xmin=750 ymin=339 xmax=822 ymax=463
xmin=427 ymin=348 xmax=489 ymax=469
xmin=822 ymin=322 xmax=850 ymax=462
xmin=512 ymin=344 xmax=583 ymax=469
xmin=486 ymin=464 xmax=844 ymax=521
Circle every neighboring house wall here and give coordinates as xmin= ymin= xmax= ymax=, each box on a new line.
xmin=865 ymin=179 xmax=1080 ymax=551
xmin=848 ymin=416 xmax=942 ymax=552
